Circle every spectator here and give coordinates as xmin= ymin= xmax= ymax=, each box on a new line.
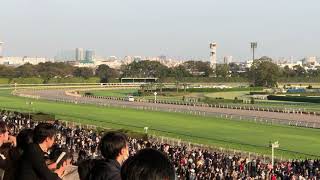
xmin=0 ymin=121 xmax=9 ymax=179
xmin=0 ymin=121 xmax=9 ymax=153
xmin=17 ymin=123 xmax=61 ymax=180
xmin=48 ymin=146 xmax=79 ymax=180
xmin=3 ymin=128 xmax=33 ymax=180
xmin=121 ymin=148 xmax=175 ymax=180
xmin=1 ymin=110 xmax=320 ymax=179
xmin=89 ymin=131 xmax=129 ymax=180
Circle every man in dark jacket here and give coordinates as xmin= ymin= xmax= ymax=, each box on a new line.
xmin=17 ymin=123 xmax=61 ymax=180
xmin=89 ymin=131 xmax=129 ymax=180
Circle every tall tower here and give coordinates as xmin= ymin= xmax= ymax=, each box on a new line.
xmin=0 ymin=41 xmax=3 ymax=58
xmin=250 ymin=42 xmax=257 ymax=61
xmin=210 ymin=42 xmax=217 ymax=70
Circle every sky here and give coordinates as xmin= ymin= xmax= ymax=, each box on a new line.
xmin=0 ymin=0 xmax=319 ymax=61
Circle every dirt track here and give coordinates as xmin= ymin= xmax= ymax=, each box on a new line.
xmin=19 ymin=89 xmax=320 ymax=128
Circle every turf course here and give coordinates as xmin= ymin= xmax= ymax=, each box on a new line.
xmin=88 ymin=89 xmax=320 ymax=112
xmin=89 ymin=89 xmax=138 ymax=97
xmin=1 ymin=88 xmax=320 ymax=159
xmin=204 ymin=91 xmax=249 ymax=99
xmin=89 ymin=89 xmax=185 ymax=101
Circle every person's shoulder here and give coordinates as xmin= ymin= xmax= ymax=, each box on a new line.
xmin=22 ymin=144 xmax=42 ymax=157
xmin=25 ymin=143 xmax=38 ymax=150
xmin=90 ymin=159 xmax=121 ymax=179
xmin=93 ymin=159 xmax=110 ymax=170
xmin=105 ymin=159 xmax=120 ymax=169
xmin=62 ymin=165 xmax=79 ymax=180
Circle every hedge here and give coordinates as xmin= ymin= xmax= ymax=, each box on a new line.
xmin=10 ymin=77 xmax=44 ymax=84
xmin=267 ymin=95 xmax=320 ymax=103
xmin=47 ymin=77 xmax=100 ymax=84
xmin=162 ymin=77 xmax=249 ymax=83
xmin=0 ymin=78 xmax=10 ymax=84
xmin=201 ymin=97 xmax=243 ymax=104
xmin=187 ymin=87 xmax=263 ymax=93
xmin=249 ymin=91 xmax=269 ymax=95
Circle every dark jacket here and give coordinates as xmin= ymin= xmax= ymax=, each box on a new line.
xmin=3 ymin=148 xmax=21 ymax=180
xmin=89 ymin=159 xmax=121 ymax=180
xmin=16 ymin=143 xmax=60 ymax=180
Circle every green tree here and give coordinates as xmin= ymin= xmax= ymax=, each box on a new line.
xmin=36 ymin=62 xmax=74 ymax=81
xmin=293 ymin=65 xmax=306 ymax=77
xmin=95 ymin=64 xmax=119 ymax=83
xmin=120 ymin=60 xmax=170 ymax=79
xmin=15 ymin=63 xmax=39 ymax=77
xmin=249 ymin=56 xmax=280 ymax=87
xmin=73 ymin=67 xmax=94 ymax=79
xmin=282 ymin=65 xmax=296 ymax=78
xmin=170 ymin=65 xmax=192 ymax=81
xmin=0 ymin=65 xmax=15 ymax=77
xmin=182 ymin=61 xmax=212 ymax=77
xmin=216 ymin=64 xmax=230 ymax=78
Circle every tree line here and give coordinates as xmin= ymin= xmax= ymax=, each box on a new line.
xmin=0 ymin=57 xmax=319 ymax=86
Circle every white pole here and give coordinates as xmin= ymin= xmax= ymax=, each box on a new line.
xmin=272 ymin=145 xmax=274 ymax=168
xmin=271 ymin=141 xmax=279 ymax=169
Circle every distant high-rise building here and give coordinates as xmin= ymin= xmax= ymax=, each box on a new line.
xmin=85 ymin=50 xmax=95 ymax=61
xmin=209 ymin=42 xmax=217 ymax=70
xmin=223 ymin=56 xmax=232 ymax=64
xmin=75 ymin=48 xmax=84 ymax=61
xmin=0 ymin=41 xmax=3 ymax=58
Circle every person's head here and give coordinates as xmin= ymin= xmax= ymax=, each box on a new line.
xmin=16 ymin=128 xmax=33 ymax=150
xmin=33 ymin=123 xmax=56 ymax=150
xmin=121 ymin=148 xmax=175 ymax=180
xmin=99 ymin=131 xmax=128 ymax=164
xmin=0 ymin=121 xmax=9 ymax=146
xmin=77 ymin=150 xmax=88 ymax=163
xmin=48 ymin=146 xmax=70 ymax=172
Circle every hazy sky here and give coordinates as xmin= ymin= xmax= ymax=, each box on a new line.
xmin=0 ymin=0 xmax=319 ymax=61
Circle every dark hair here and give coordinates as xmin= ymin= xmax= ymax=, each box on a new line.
xmin=0 ymin=121 xmax=7 ymax=134
xmin=33 ymin=123 xmax=56 ymax=144
xmin=77 ymin=150 xmax=88 ymax=163
xmin=78 ymin=159 xmax=99 ymax=180
xmin=99 ymin=131 xmax=128 ymax=160
xmin=16 ymin=128 xmax=33 ymax=150
xmin=121 ymin=148 xmax=175 ymax=180
xmin=49 ymin=146 xmax=69 ymax=169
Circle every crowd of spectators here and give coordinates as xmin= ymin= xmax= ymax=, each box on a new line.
xmin=0 ymin=110 xmax=319 ymax=180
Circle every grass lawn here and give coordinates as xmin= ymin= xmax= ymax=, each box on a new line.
xmin=89 ymin=89 xmax=185 ymax=101
xmin=89 ymin=89 xmax=138 ymax=97
xmin=2 ymin=88 xmax=320 ymax=159
xmin=204 ymin=91 xmax=249 ymax=100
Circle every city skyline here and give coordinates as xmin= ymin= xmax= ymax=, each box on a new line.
xmin=1 ymin=0 xmax=320 ymax=60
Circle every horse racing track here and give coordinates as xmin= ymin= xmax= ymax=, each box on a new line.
xmin=1 ymin=87 xmax=320 ymax=159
